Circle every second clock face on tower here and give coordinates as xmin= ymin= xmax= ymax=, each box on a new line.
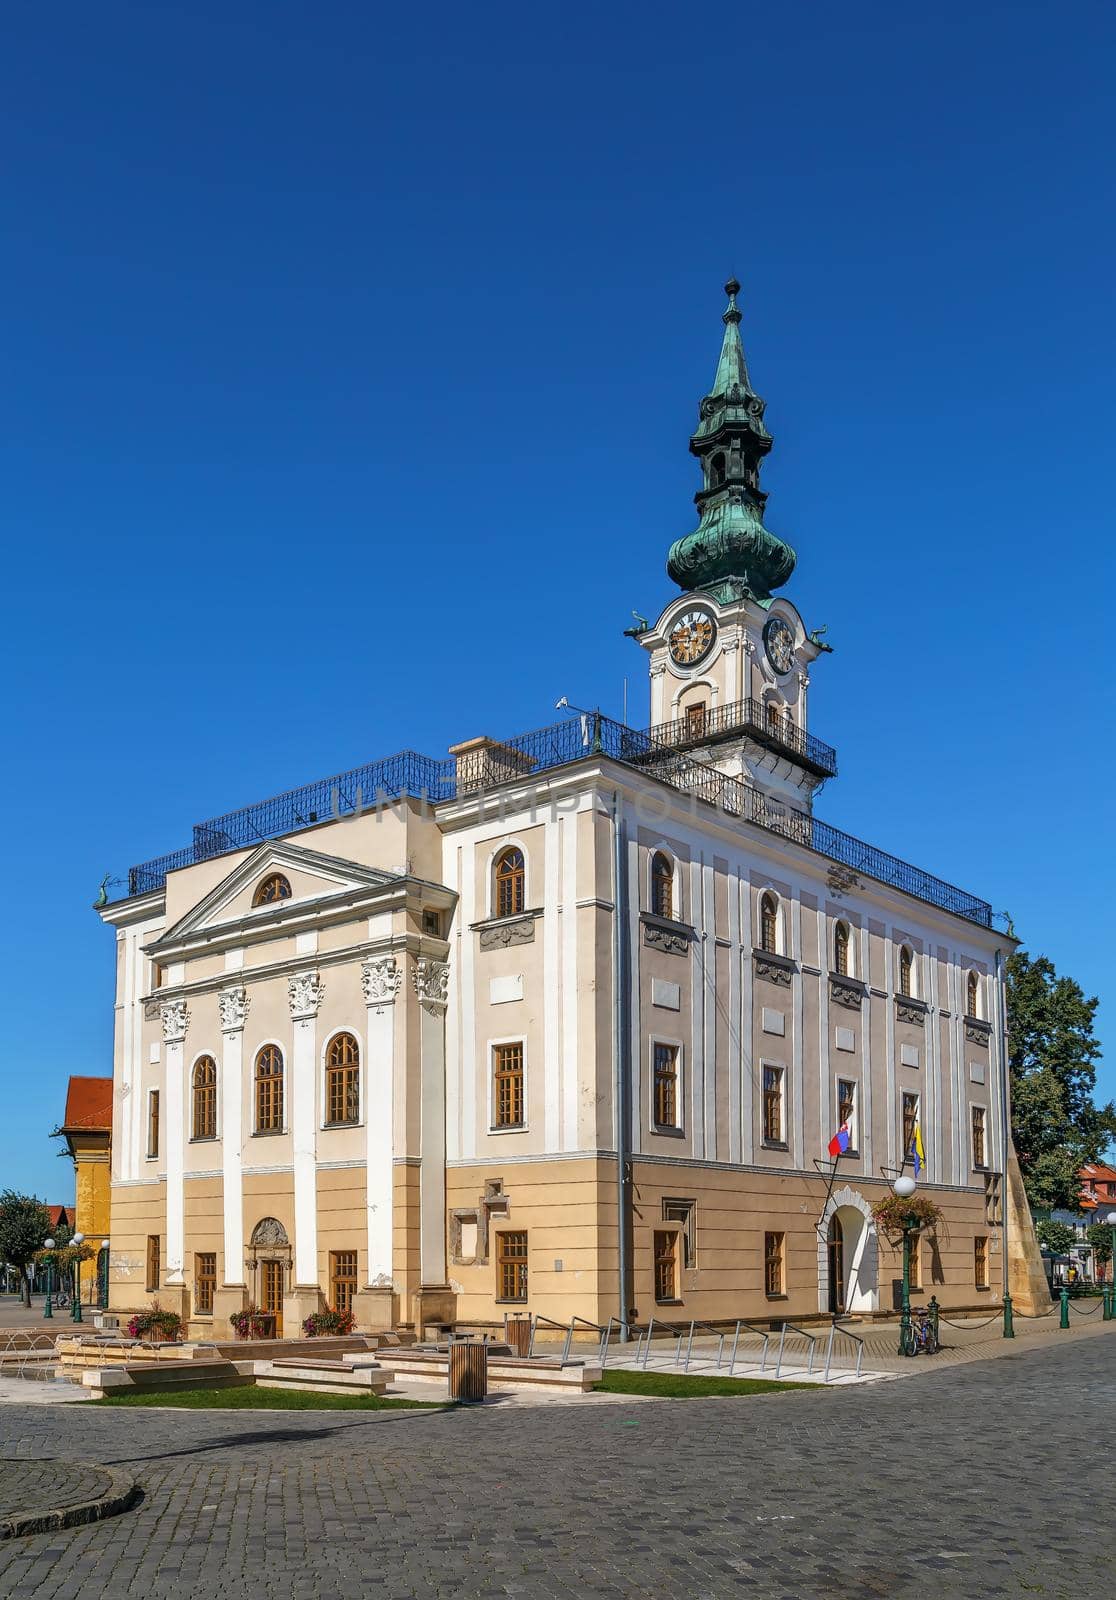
xmin=668 ymin=607 xmax=717 ymax=668
xmin=763 ymin=615 xmax=795 ymax=675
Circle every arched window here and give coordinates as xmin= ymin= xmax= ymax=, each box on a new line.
xmin=651 ymin=852 xmax=674 ymax=920
xmin=255 ymin=1045 xmax=284 ymax=1132
xmin=898 ymin=946 xmax=914 ymax=998
xmin=834 ymin=921 xmax=850 ymax=977
xmin=192 ymin=1056 xmax=217 ymax=1140
xmin=494 ymin=847 xmax=525 ymax=919
xmin=325 ymin=1032 xmax=360 ymax=1126
xmin=760 ymin=892 xmax=779 ymax=954
xmin=253 ymin=873 xmax=292 ymax=907
xmin=966 ymin=970 xmax=979 ymax=1019
xmin=710 ymin=451 xmax=726 ymax=487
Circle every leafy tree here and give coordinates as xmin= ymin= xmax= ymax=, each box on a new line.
xmin=1034 ymin=1220 xmax=1077 ymax=1256
xmin=0 ymin=1192 xmax=51 ymax=1306
xmin=1007 ymin=951 xmax=1115 ymax=1210
xmin=1087 ymin=1222 xmax=1113 ymax=1269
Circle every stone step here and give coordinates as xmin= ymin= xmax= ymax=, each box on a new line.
xmin=253 ymin=1360 xmax=391 ymax=1395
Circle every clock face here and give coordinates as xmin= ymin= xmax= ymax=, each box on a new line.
xmin=668 ymin=608 xmax=717 ymax=668
xmin=763 ymin=616 xmax=795 ymax=675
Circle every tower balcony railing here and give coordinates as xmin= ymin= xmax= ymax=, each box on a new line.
xmin=643 ymin=696 xmax=838 ymax=779
xmin=121 ymin=711 xmax=989 ymax=926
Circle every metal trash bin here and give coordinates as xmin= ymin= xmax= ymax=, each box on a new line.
xmin=448 ymin=1339 xmax=488 ymax=1402
xmin=505 ymin=1316 xmax=532 ymax=1357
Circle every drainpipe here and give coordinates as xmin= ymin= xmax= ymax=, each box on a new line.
xmin=612 ymin=789 xmax=632 ymax=1341
xmin=994 ymin=947 xmax=1011 ymax=1314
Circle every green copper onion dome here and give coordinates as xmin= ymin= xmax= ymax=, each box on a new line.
xmin=666 ymin=280 xmax=796 ymax=605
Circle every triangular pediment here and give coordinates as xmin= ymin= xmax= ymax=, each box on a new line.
xmin=149 ymin=840 xmax=401 ymax=951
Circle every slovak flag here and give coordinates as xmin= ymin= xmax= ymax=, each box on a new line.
xmin=828 ymin=1122 xmax=851 ymax=1159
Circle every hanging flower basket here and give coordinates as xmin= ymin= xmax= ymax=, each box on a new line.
xmin=871 ymin=1193 xmax=944 ymax=1242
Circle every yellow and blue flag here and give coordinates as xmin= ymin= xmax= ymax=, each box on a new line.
xmin=910 ymin=1120 xmax=925 ymax=1176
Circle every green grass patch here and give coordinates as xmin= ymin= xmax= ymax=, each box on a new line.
xmin=593 ymin=1369 xmax=813 ymax=1398
xmin=82 ymin=1385 xmax=449 ymax=1411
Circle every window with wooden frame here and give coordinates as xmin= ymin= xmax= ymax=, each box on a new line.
xmin=834 ymin=920 xmax=851 ymax=977
xmin=494 ymin=847 xmax=525 ymax=918
xmin=192 ymin=1057 xmax=217 ymax=1140
xmin=255 ymin=1044 xmax=284 ymax=1133
xmin=898 ymin=945 xmax=914 ymax=997
xmin=650 ymin=851 xmax=674 ymax=920
xmin=493 ymin=1042 xmax=525 ymax=1128
xmin=325 ymin=1033 xmax=360 ymax=1126
xmin=151 ymin=961 xmax=165 ymax=989
xmin=759 ymin=891 xmax=779 ymax=954
xmin=147 ymin=1089 xmax=160 ymax=1158
xmin=653 ymin=1042 xmax=680 ymax=1129
xmin=762 ymin=1065 xmax=785 ymax=1145
xmin=194 ymin=1252 xmax=216 ymax=1316
xmin=837 ymin=1078 xmax=857 ymax=1148
xmin=146 ymin=1234 xmax=161 ymax=1293
xmin=662 ymin=1198 xmax=696 ymax=1267
xmin=252 ymin=872 xmax=292 ymax=907
xmin=654 ymin=1230 xmax=679 ymax=1302
xmin=909 ymin=1232 xmax=923 ymax=1291
xmin=901 ymin=1092 xmax=919 ymax=1166
xmin=496 ymin=1231 xmax=528 ymax=1302
xmin=685 ymin=702 xmax=707 ymax=739
xmin=764 ymin=1231 xmax=785 ymax=1296
xmin=971 ymin=1104 xmax=987 ymax=1169
xmin=966 ymin=970 xmax=980 ymax=1019
xmin=329 ymin=1249 xmax=358 ymax=1315
xmin=974 ymin=1235 xmax=989 ymax=1289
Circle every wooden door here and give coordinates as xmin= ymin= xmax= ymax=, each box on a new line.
xmin=261 ymin=1260 xmax=284 ymax=1337
xmin=827 ymin=1215 xmax=845 ymax=1315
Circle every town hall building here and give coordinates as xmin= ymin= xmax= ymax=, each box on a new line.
xmin=99 ymin=282 xmax=1014 ymax=1337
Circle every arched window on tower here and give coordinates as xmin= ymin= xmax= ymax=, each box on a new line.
xmin=834 ymin=921 xmax=851 ymax=978
xmin=253 ymin=873 xmax=292 ymax=907
xmin=898 ymin=946 xmax=914 ymax=998
xmin=192 ymin=1056 xmax=217 ymax=1140
xmin=760 ymin=892 xmax=779 ymax=954
xmin=494 ymin=847 xmax=525 ymax=919
xmin=325 ymin=1032 xmax=360 ymax=1126
xmin=651 ymin=852 xmax=674 ymax=920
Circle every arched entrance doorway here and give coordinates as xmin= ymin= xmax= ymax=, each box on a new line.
xmin=248 ymin=1217 xmax=291 ymax=1337
xmin=818 ymin=1188 xmax=879 ymax=1315
xmin=827 ymin=1215 xmax=845 ymax=1314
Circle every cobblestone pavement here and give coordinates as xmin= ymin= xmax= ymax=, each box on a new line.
xmin=0 ymin=1461 xmax=116 ymax=1520
xmin=0 ymin=1335 xmax=1111 ymax=1599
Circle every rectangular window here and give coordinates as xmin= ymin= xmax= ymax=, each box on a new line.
xmin=493 ymin=1043 xmax=525 ymax=1128
xmin=146 ymin=1234 xmax=161 ymax=1293
xmin=662 ymin=1198 xmax=696 ymax=1268
xmin=764 ymin=1231 xmax=785 ymax=1297
xmin=653 ymin=1042 xmax=679 ymax=1130
xmin=194 ymin=1252 xmax=216 ymax=1316
xmin=654 ymin=1230 xmax=679 ymax=1302
xmin=329 ymin=1250 xmax=358 ymax=1316
xmin=496 ymin=1231 xmax=528 ymax=1303
xmin=974 ymin=1235 xmax=989 ymax=1289
xmin=422 ymin=909 xmax=441 ymax=936
xmin=147 ymin=1089 xmax=160 ymax=1158
xmin=971 ymin=1105 xmax=987 ymax=1169
xmin=326 ymin=1064 xmax=360 ymax=1126
xmin=763 ymin=1066 xmax=785 ymax=1144
xmin=837 ymin=1078 xmax=857 ymax=1148
xmin=909 ymin=1232 xmax=922 ymax=1292
xmin=901 ymin=1092 xmax=919 ymax=1166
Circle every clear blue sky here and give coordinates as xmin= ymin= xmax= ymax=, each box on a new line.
xmin=2 ymin=2 xmax=1113 ymax=1199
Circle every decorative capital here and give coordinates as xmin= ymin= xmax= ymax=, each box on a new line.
xmin=218 ymin=985 xmax=250 ymax=1034
xmin=288 ymin=970 xmax=325 ymax=1021
xmin=160 ymin=999 xmax=189 ymax=1045
xmin=412 ymin=957 xmax=449 ymax=1012
xmin=362 ymin=956 xmax=401 ymax=1009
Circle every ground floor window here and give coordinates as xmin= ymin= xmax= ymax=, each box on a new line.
xmin=496 ymin=1231 xmax=528 ymax=1302
xmin=764 ymin=1231 xmax=785 ymax=1297
xmin=662 ymin=1198 xmax=696 ymax=1267
xmin=974 ymin=1235 xmax=989 ymax=1289
xmin=330 ymin=1250 xmax=358 ymax=1315
xmin=146 ymin=1234 xmax=161 ymax=1293
xmin=653 ymin=1230 xmax=679 ymax=1302
xmin=194 ymin=1252 xmax=216 ymax=1316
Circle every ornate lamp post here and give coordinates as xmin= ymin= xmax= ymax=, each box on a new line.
xmin=894 ymin=1174 xmax=918 ymax=1358
xmin=42 ymin=1238 xmax=55 ymax=1320
xmin=1105 ymin=1211 xmax=1116 ymax=1320
xmin=99 ymin=1240 xmax=110 ymax=1310
xmin=69 ymin=1233 xmax=86 ymax=1323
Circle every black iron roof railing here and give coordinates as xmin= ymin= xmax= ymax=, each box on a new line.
xmin=121 ymin=711 xmax=992 ymax=926
xmin=644 ymin=696 xmax=838 ymax=779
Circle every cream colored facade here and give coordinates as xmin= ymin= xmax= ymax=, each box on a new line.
xmin=98 ymin=296 xmax=1015 ymax=1339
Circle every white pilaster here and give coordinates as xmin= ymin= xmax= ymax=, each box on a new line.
xmin=218 ymin=986 xmax=249 ymax=1285
xmin=288 ymin=971 xmax=324 ymax=1287
xmin=160 ymin=1000 xmax=189 ymax=1284
xmin=412 ymin=958 xmax=449 ymax=1284
xmin=361 ymin=958 xmax=401 ymax=1285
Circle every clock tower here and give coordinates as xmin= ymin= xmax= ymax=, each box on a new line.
xmin=631 ymin=281 xmax=836 ymax=808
